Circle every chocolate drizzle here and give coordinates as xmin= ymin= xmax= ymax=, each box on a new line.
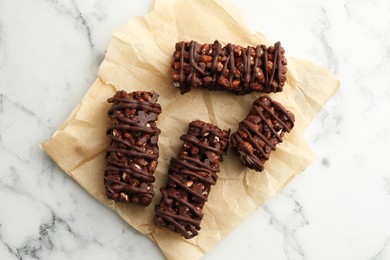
xmin=154 ymin=120 xmax=230 ymax=239
xmin=172 ymin=40 xmax=287 ymax=95
xmin=230 ymin=95 xmax=295 ymax=172
xmin=104 ymin=90 xmax=162 ymax=206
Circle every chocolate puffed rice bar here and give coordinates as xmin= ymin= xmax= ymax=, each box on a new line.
xmin=172 ymin=40 xmax=287 ymax=95
xmin=230 ymin=95 xmax=295 ymax=172
xmin=155 ymin=120 xmax=230 ymax=238
xmin=104 ymin=90 xmax=162 ymax=206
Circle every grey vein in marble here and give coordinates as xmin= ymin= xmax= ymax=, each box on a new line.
xmin=383 ymin=177 xmax=390 ymax=195
xmin=317 ymin=7 xmax=338 ymax=73
xmin=2 ymin=95 xmax=37 ymax=118
xmin=44 ymin=0 xmax=95 ymax=48
xmin=70 ymin=0 xmax=94 ymax=48
xmin=263 ymin=195 xmax=308 ymax=260
xmin=1 ymin=95 xmax=52 ymax=136
xmin=371 ymin=237 xmax=390 ymax=260
xmin=1 ymin=146 xmax=29 ymax=164
xmin=0 ymin=180 xmax=102 ymax=259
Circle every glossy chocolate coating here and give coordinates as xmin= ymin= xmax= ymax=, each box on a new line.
xmin=104 ymin=90 xmax=162 ymax=206
xmin=172 ymin=40 xmax=287 ymax=95
xmin=230 ymin=95 xmax=295 ymax=172
xmin=155 ymin=120 xmax=230 ymax=239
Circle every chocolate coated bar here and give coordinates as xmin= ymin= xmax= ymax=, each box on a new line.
xmin=104 ymin=90 xmax=162 ymax=206
xmin=172 ymin=40 xmax=287 ymax=95
xmin=155 ymin=120 xmax=230 ymax=238
xmin=230 ymin=95 xmax=295 ymax=172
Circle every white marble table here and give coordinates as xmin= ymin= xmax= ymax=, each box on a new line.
xmin=1 ymin=0 xmax=389 ymax=259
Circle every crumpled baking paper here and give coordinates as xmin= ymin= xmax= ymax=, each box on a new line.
xmin=41 ymin=0 xmax=340 ymax=259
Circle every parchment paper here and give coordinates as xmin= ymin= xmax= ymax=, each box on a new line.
xmin=41 ymin=0 xmax=340 ymax=259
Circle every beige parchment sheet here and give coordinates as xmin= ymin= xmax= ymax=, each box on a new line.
xmin=41 ymin=0 xmax=340 ymax=259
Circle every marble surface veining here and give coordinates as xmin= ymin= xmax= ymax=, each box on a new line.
xmin=1 ymin=0 xmax=390 ymax=259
